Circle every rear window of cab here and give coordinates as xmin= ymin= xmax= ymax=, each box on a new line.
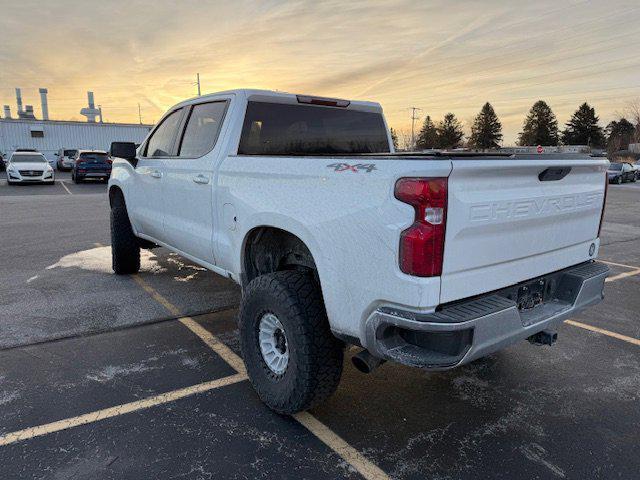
xmin=238 ymin=101 xmax=390 ymax=155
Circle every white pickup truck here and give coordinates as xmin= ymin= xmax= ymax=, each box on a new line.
xmin=108 ymin=89 xmax=609 ymax=414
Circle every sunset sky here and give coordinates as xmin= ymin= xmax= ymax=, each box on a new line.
xmin=1 ymin=0 xmax=639 ymax=144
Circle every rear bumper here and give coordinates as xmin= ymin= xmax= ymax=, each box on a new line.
xmin=76 ymin=170 xmax=111 ymax=177
xmin=364 ymin=261 xmax=609 ymax=370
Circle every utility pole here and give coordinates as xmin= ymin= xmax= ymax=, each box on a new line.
xmin=138 ymin=103 xmax=142 ymax=124
xmin=196 ymin=73 xmax=201 ymax=96
xmin=410 ymin=107 xmax=422 ymax=151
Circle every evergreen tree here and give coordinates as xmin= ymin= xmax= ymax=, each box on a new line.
xmin=606 ymin=118 xmax=635 ymax=153
xmin=469 ymin=102 xmax=503 ymax=149
xmin=436 ymin=113 xmax=464 ymax=149
xmin=415 ymin=116 xmax=438 ymax=150
xmin=390 ymin=127 xmax=399 ymax=150
xmin=561 ymin=102 xmax=605 ymax=147
xmin=518 ymin=100 xmax=559 ymax=146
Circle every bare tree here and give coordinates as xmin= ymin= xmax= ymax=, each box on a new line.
xmin=625 ymin=98 xmax=640 ymax=143
xmin=395 ymin=129 xmax=414 ymax=151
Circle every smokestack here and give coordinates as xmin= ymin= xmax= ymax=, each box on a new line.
xmin=15 ymin=88 xmax=23 ymax=114
xmin=80 ymin=91 xmax=100 ymax=122
xmin=39 ymin=88 xmax=49 ymax=120
xmin=3 ymin=106 xmax=10 ymax=119
xmin=24 ymin=105 xmax=36 ymax=119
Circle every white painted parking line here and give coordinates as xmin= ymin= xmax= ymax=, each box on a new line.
xmin=179 ymin=316 xmax=246 ymax=374
xmin=606 ymin=268 xmax=640 ymax=283
xmin=599 ymin=259 xmax=640 ymax=270
xmin=566 ymin=320 xmax=640 ymax=347
xmin=295 ymin=412 xmax=390 ymax=480
xmin=131 ymin=273 xmax=390 ymax=480
xmin=0 ymin=373 xmax=247 ymax=447
xmin=58 ymin=180 xmax=73 ymax=195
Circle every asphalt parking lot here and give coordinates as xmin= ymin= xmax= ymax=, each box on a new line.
xmin=1 ymin=171 xmax=639 ymax=480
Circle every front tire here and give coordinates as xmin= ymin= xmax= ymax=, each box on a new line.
xmin=239 ymin=270 xmax=343 ymax=414
xmin=110 ymin=193 xmax=140 ymax=274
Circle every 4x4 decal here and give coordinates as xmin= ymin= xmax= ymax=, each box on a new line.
xmin=327 ymin=163 xmax=377 ymax=173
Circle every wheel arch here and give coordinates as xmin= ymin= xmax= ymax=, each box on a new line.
xmin=108 ymin=184 xmax=125 ymax=208
xmin=241 ymin=226 xmax=320 ymax=289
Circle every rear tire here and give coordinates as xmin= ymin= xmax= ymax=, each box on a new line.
xmin=110 ymin=193 xmax=140 ymax=274
xmin=239 ymin=270 xmax=343 ymax=414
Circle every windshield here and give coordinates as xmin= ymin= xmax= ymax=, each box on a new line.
xmin=238 ymin=101 xmax=390 ymax=155
xmin=10 ymin=154 xmax=47 ymax=163
xmin=64 ymin=149 xmax=78 ymax=157
xmin=609 ymin=163 xmax=623 ymax=171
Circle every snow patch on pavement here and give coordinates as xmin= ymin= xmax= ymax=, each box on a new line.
xmin=46 ymin=246 xmax=165 ymax=274
xmin=0 ymin=390 xmax=20 ymax=406
xmin=85 ymin=362 xmax=160 ymax=383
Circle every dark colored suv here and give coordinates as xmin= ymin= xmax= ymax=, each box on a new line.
xmin=71 ymin=150 xmax=112 ymax=183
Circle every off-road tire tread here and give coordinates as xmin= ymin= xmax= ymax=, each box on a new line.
xmin=110 ymin=193 xmax=140 ymax=274
xmin=239 ymin=270 xmax=343 ymax=414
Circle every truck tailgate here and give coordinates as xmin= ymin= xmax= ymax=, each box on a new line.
xmin=440 ymin=158 xmax=607 ymax=303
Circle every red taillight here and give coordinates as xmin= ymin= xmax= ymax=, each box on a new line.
xmin=395 ymin=177 xmax=448 ymax=277
xmin=107 ymin=158 xmax=113 ymax=164
xmin=598 ymin=171 xmax=608 ymax=237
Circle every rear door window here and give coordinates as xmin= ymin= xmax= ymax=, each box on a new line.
xmin=145 ymin=108 xmax=184 ymax=157
xmin=238 ymin=101 xmax=390 ymax=155
xmin=178 ymin=101 xmax=228 ymax=157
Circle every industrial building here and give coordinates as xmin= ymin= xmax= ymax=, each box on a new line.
xmin=0 ymin=87 xmax=153 ymax=162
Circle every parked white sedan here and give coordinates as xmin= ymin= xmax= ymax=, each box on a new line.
xmin=5 ymin=152 xmax=55 ymax=185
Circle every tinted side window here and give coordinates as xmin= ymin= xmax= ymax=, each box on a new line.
xmin=145 ymin=109 xmax=183 ymax=157
xmin=179 ymin=102 xmax=227 ymax=157
xmin=238 ymin=101 xmax=390 ymax=155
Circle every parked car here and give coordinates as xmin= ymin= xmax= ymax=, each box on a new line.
xmin=108 ymin=89 xmax=609 ymax=414
xmin=5 ymin=151 xmax=55 ymax=185
xmin=56 ymin=148 xmax=79 ymax=171
xmin=71 ymin=150 xmax=112 ymax=183
xmin=607 ymin=162 xmax=636 ymax=184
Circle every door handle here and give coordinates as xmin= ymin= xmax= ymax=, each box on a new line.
xmin=150 ymin=170 xmax=162 ymax=179
xmin=193 ymin=174 xmax=210 ymax=184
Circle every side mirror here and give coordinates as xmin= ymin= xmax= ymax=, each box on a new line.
xmin=110 ymin=142 xmax=138 ymax=166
